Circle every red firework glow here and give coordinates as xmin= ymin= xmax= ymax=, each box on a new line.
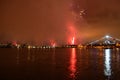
xmin=52 ymin=43 xmax=56 ymax=47
xmin=67 ymin=24 xmax=77 ymax=45
xmin=71 ymin=37 xmax=75 ymax=45
xmin=50 ymin=40 xmax=56 ymax=47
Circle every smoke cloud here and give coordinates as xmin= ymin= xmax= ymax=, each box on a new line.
xmin=1 ymin=0 xmax=120 ymax=44
xmin=0 ymin=0 xmax=76 ymax=44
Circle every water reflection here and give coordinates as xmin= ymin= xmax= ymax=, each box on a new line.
xmin=16 ymin=48 xmax=20 ymax=64
xmin=104 ymin=49 xmax=112 ymax=79
xmin=69 ymin=48 xmax=77 ymax=79
xmin=2 ymin=48 xmax=120 ymax=80
xmin=52 ymin=49 xmax=56 ymax=65
xmin=27 ymin=48 xmax=31 ymax=61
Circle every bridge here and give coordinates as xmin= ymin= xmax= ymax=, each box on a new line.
xmin=86 ymin=35 xmax=120 ymax=48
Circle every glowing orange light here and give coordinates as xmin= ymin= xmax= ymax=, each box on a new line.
xmin=71 ymin=37 xmax=75 ymax=45
xmin=69 ymin=48 xmax=76 ymax=78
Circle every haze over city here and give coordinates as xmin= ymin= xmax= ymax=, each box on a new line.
xmin=1 ymin=0 xmax=120 ymax=45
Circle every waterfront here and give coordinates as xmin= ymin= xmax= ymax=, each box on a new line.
xmin=0 ymin=48 xmax=120 ymax=80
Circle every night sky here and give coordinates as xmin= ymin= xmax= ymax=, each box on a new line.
xmin=0 ymin=0 xmax=120 ymax=44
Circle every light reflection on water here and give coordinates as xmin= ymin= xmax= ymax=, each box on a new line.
xmin=16 ymin=48 xmax=20 ymax=64
xmin=69 ymin=48 xmax=76 ymax=79
xmin=27 ymin=48 xmax=31 ymax=61
xmin=104 ymin=49 xmax=112 ymax=79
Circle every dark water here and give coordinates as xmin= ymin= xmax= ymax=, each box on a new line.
xmin=0 ymin=48 xmax=120 ymax=80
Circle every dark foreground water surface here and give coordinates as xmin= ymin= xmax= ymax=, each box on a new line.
xmin=0 ymin=48 xmax=120 ymax=80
